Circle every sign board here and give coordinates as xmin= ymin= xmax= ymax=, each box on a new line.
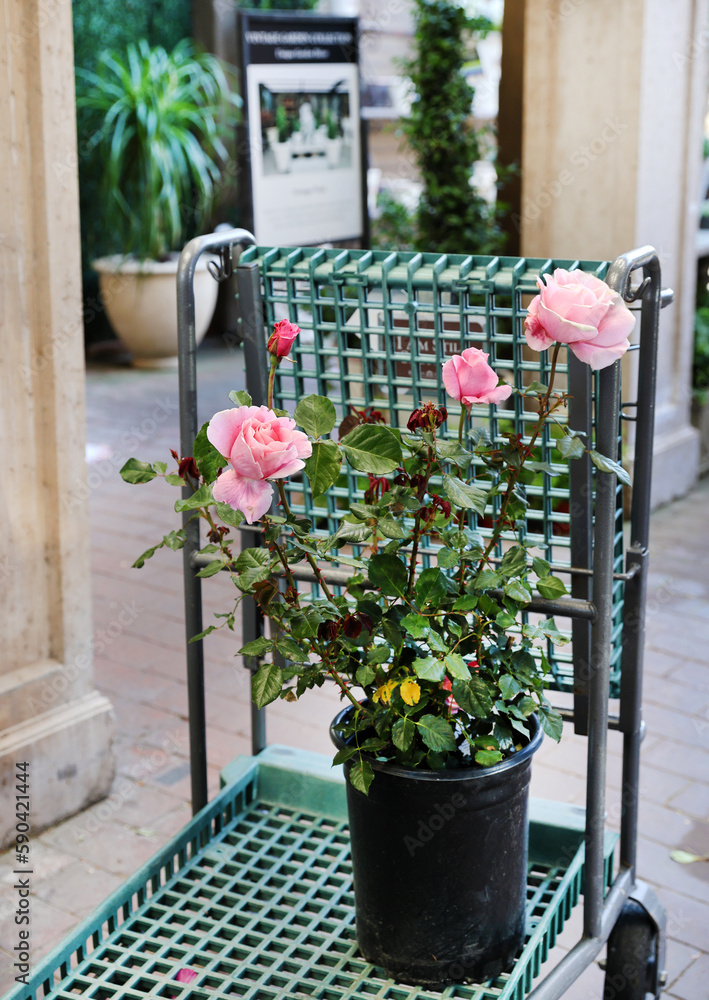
xmin=238 ymin=11 xmax=364 ymax=247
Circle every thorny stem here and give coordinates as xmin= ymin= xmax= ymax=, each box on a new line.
xmin=328 ymin=667 xmax=374 ymax=717
xmin=478 ymin=342 xmax=562 ymax=570
xmin=267 ymin=356 xmax=278 ymax=410
xmin=458 ymin=405 xmax=467 ymax=444
xmin=276 ymin=479 xmax=335 ymax=604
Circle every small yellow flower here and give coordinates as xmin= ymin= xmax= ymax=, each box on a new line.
xmin=373 ymin=679 xmax=397 ymax=705
xmin=399 ymin=679 xmax=421 ymax=706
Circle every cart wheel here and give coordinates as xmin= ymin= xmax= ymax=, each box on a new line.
xmin=603 ymin=899 xmax=659 ymax=1000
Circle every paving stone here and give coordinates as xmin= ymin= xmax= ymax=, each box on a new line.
xmin=665 ymin=950 xmax=709 ymax=1000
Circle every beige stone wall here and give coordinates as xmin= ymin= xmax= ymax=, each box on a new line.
xmin=520 ymin=0 xmax=705 ymax=507
xmin=0 ymin=0 xmax=114 ymax=846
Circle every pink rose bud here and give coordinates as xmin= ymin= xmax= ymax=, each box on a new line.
xmin=207 ymin=405 xmax=312 ymax=523
xmin=442 ymin=347 xmax=513 ymax=410
xmin=524 ymin=269 xmax=634 ymax=370
xmin=267 ymin=319 xmax=300 ymax=358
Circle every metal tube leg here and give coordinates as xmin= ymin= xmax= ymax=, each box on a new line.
xmin=584 ymin=362 xmax=621 ymax=939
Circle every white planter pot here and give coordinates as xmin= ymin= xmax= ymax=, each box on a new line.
xmin=273 ymin=140 xmax=292 ymax=173
xmin=325 ymin=136 xmax=342 ymax=167
xmin=92 ymin=255 xmax=218 ymax=368
xmin=266 ymin=126 xmax=278 ymax=149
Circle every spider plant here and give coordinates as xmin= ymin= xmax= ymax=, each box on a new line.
xmin=77 ymin=39 xmax=240 ymax=261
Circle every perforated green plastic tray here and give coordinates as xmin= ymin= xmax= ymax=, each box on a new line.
xmin=10 ymin=748 xmax=615 ymax=1000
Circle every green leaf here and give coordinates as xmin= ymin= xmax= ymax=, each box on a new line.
xmin=235 ymin=548 xmax=270 ymax=571
xmin=437 ymin=546 xmax=459 ymax=568
xmin=436 ymin=440 xmax=473 ymax=466
xmin=275 ymin=636 xmax=308 ymax=661
xmin=426 ymin=629 xmax=449 ymax=653
xmin=525 ymin=460 xmax=558 ymax=476
xmin=536 ymin=575 xmax=568 ymax=599
xmin=537 ymin=619 xmax=571 ymax=645
xmin=304 ymin=440 xmax=342 ymax=497
xmin=415 ymin=567 xmax=447 ymax=606
xmin=416 ymin=715 xmax=456 ymax=752
xmin=356 ymin=664 xmax=376 ymax=687
xmin=332 ymin=745 xmax=359 ymax=766
xmin=239 ymin=637 xmax=273 ymax=657
xmin=392 ymin=717 xmax=415 ymax=752
xmin=348 ymin=759 xmax=375 ymax=795
xmin=524 ymin=380 xmax=549 ymax=395
xmin=329 ymin=520 xmax=374 ymax=548
xmin=474 ymin=568 xmax=501 ymax=591
xmin=251 ymin=661 xmax=282 ymax=708
xmin=377 ymin=516 xmax=408 ymax=540
xmin=214 ymin=501 xmax=244 ymax=528
xmin=451 ymin=677 xmax=493 ymax=718
xmin=444 ymin=653 xmax=471 ymax=680
xmin=499 ymin=544 xmax=527 ymax=579
xmin=188 ymin=625 xmax=218 ymax=643
xmin=340 ymin=424 xmax=403 ymax=474
xmin=498 ymin=674 xmax=521 ymax=699
xmin=441 ymin=474 xmax=487 ymax=515
xmin=165 ymin=474 xmax=184 ymax=486
xmin=452 ymin=594 xmax=478 ymax=612
xmin=295 ymin=394 xmax=337 ymax=438
xmin=174 ymin=482 xmax=213 ymax=512
xmin=196 ymin=559 xmax=223 ymax=578
xmin=503 ymin=579 xmax=532 ymax=604
xmin=368 ymin=554 xmax=408 ymax=598
xmin=193 ymin=422 xmax=225 ymax=482
xmin=413 ymin=657 xmax=446 ymax=682
xmin=229 ymin=390 xmax=252 ymax=406
xmin=475 ymin=748 xmax=504 ymax=766
xmin=120 ymin=458 xmax=157 ymax=484
xmin=401 ymin=614 xmax=430 ymax=639
xmin=154 ymin=461 xmax=167 ymax=475
xmin=532 ymin=557 xmax=551 ymax=579
xmin=539 ymin=704 xmax=563 ymax=742
xmin=557 ymin=434 xmax=586 ymax=460
xmin=589 ymin=450 xmax=631 ymax=486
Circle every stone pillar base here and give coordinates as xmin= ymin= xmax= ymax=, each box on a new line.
xmin=0 ymin=692 xmax=115 ymax=848
xmin=648 ymin=425 xmax=701 ymax=509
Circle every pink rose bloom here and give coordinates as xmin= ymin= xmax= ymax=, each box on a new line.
xmin=442 ymin=347 xmax=513 ymax=409
xmin=524 ymin=269 xmax=634 ymax=370
xmin=267 ymin=319 xmax=300 ymax=358
xmin=207 ymin=405 xmax=311 ymax=523
xmin=175 ymin=969 xmax=198 ymax=984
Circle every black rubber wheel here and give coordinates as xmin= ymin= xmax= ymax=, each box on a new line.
xmin=603 ymin=899 xmax=658 ymax=1000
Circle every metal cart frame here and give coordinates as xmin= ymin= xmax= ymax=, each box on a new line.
xmin=12 ymin=231 xmax=670 ymax=1000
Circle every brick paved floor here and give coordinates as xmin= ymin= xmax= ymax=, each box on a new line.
xmin=1 ymin=343 xmax=707 ymax=998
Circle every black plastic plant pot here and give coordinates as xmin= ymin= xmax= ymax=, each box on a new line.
xmin=330 ymin=708 xmax=544 ymax=986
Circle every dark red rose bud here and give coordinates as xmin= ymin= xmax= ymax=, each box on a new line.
xmin=407 ymin=409 xmax=424 ymax=432
xmin=393 ymin=473 xmax=409 ymax=487
xmin=342 ymin=616 xmax=362 ymax=639
xmin=170 ymin=449 xmax=180 ymax=463
xmin=317 ymin=620 xmax=339 ymax=642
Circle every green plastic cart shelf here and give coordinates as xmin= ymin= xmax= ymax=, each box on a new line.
xmin=9 ymin=747 xmax=615 ymax=1000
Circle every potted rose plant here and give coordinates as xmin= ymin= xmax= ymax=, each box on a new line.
xmin=121 ymin=274 xmax=634 ymax=985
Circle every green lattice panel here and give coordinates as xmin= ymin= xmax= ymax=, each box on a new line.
xmin=238 ymin=247 xmax=627 ymax=696
xmin=13 ymin=750 xmax=616 ymax=1000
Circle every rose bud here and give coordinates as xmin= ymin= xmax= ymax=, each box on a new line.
xmin=267 ymin=319 xmax=300 ymax=358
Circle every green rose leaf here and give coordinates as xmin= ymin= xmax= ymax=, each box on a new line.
xmin=377 ymin=516 xmax=408 ymax=540
xmin=193 ymin=422 xmax=225 ymax=482
xmin=174 ymin=482 xmax=214 ymax=512
xmin=304 ymin=440 xmax=342 ymax=497
xmin=275 ymin=636 xmax=308 ymax=661
xmin=416 ymin=715 xmax=456 ymax=753
xmin=356 ymin=664 xmax=376 ymax=687
xmin=537 ymin=619 xmax=571 ymax=645
xmin=498 ymin=674 xmax=521 ymax=700
xmin=503 ymin=579 xmax=532 ymax=604
xmin=452 ymin=677 xmax=494 ymax=718
xmin=401 ymin=614 xmax=430 ymax=639
xmin=251 ymin=661 xmax=282 ymax=708
xmin=120 ymin=458 xmax=157 ymax=484
xmin=196 ymin=559 xmax=223 ymax=578
xmin=392 ymin=717 xmax=415 ymax=752
xmin=444 ymin=653 xmax=471 ymax=680
xmin=229 ymin=390 xmax=252 ymax=406
xmin=532 ymin=557 xmax=551 ymax=579
xmin=499 ymin=544 xmax=527 ymax=579
xmin=348 ymin=758 xmax=375 ymax=795
xmin=239 ymin=636 xmax=273 ymax=657
xmin=415 ymin=567 xmax=447 ymax=607
xmin=441 ymin=474 xmax=487 ymax=515
xmin=557 ymin=433 xmax=586 ymax=460
xmin=368 ymin=554 xmax=408 ymax=597
xmin=329 ymin=520 xmax=374 ymax=548
xmin=295 ymin=394 xmax=337 ymax=439
xmin=536 ymin=575 xmax=568 ymax=600
xmin=539 ymin=704 xmax=563 ymax=742
xmin=475 ymin=747 xmax=504 ymax=766
xmin=589 ymin=450 xmax=631 ymax=486
xmin=524 ymin=380 xmax=549 ymax=395
xmin=413 ymin=657 xmax=446 ymax=682
xmin=340 ymin=424 xmax=403 ymax=474
xmin=214 ymin=501 xmax=244 ymax=528
xmin=437 ymin=546 xmax=459 ymax=569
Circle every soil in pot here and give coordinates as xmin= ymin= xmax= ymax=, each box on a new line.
xmin=331 ymin=708 xmax=543 ymax=986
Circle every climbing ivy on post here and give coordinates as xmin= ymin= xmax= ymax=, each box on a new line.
xmin=399 ymin=0 xmax=504 ymax=255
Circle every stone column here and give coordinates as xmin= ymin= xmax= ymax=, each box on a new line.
xmin=0 ymin=0 xmax=114 ymax=847
xmin=519 ymin=0 xmax=706 ymax=506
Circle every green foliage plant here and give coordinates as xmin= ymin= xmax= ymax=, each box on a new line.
xmin=121 ymin=276 xmax=634 ymax=794
xmin=275 ymin=104 xmax=290 ymax=143
xmin=77 ymin=40 xmax=240 ymax=261
xmin=395 ymin=0 xmax=504 ymax=255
